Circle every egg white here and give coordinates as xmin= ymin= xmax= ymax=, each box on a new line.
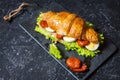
xmin=45 ymin=27 xmax=55 ymax=33
xmin=85 ymin=42 xmax=99 ymax=51
xmin=63 ymin=37 xmax=76 ymax=42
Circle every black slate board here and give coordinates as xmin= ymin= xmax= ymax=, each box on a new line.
xmin=19 ymin=2 xmax=117 ymax=80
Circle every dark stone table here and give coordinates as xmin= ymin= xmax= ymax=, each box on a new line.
xmin=0 ymin=0 xmax=120 ymax=80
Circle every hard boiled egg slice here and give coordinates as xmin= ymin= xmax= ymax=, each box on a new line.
xmin=85 ymin=42 xmax=99 ymax=51
xmin=63 ymin=37 xmax=76 ymax=42
xmin=45 ymin=27 xmax=55 ymax=33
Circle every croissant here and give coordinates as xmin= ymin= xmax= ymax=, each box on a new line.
xmin=41 ymin=11 xmax=98 ymax=43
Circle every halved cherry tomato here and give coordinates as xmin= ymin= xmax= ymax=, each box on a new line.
xmin=56 ymin=34 xmax=63 ymax=39
xmin=77 ymin=40 xmax=89 ymax=47
xmin=66 ymin=57 xmax=81 ymax=69
xmin=40 ymin=20 xmax=48 ymax=28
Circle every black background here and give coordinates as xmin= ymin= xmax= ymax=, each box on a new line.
xmin=0 ymin=0 xmax=120 ymax=80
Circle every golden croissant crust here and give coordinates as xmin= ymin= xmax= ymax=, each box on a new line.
xmin=41 ymin=11 xmax=98 ymax=43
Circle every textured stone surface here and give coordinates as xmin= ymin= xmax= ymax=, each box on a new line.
xmin=0 ymin=0 xmax=120 ymax=80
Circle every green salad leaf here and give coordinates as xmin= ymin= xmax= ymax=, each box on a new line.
xmin=49 ymin=43 xmax=62 ymax=59
xmin=85 ymin=21 xmax=94 ymax=28
xmin=36 ymin=12 xmax=43 ymax=25
xmin=59 ymin=40 xmax=100 ymax=57
xmin=35 ymin=12 xmax=104 ymax=58
xmin=99 ymin=33 xmax=104 ymax=44
xmin=35 ymin=26 xmax=57 ymax=42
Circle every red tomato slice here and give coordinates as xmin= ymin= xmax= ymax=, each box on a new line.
xmin=56 ymin=34 xmax=63 ymax=39
xmin=40 ymin=20 xmax=48 ymax=28
xmin=77 ymin=40 xmax=89 ymax=47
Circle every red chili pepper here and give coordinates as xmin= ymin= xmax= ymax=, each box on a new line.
xmin=66 ymin=57 xmax=81 ymax=69
xmin=70 ymin=64 xmax=88 ymax=72
xmin=66 ymin=57 xmax=88 ymax=72
xmin=40 ymin=20 xmax=48 ymax=28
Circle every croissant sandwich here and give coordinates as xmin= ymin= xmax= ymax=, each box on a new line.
xmin=35 ymin=11 xmax=104 ymax=58
xmin=41 ymin=11 xmax=98 ymax=43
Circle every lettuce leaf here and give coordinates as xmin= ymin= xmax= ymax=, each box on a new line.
xmin=35 ymin=26 xmax=57 ymax=42
xmin=59 ymin=40 xmax=100 ymax=57
xmin=49 ymin=43 xmax=62 ymax=59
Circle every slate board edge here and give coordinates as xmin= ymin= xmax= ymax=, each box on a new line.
xmin=18 ymin=2 xmax=117 ymax=80
xmin=19 ymin=24 xmax=80 ymax=80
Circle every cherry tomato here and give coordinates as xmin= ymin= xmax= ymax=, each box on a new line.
xmin=77 ymin=40 xmax=89 ymax=47
xmin=70 ymin=64 xmax=88 ymax=72
xmin=66 ymin=57 xmax=81 ymax=69
xmin=40 ymin=20 xmax=48 ymax=28
xmin=56 ymin=34 xmax=63 ymax=39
